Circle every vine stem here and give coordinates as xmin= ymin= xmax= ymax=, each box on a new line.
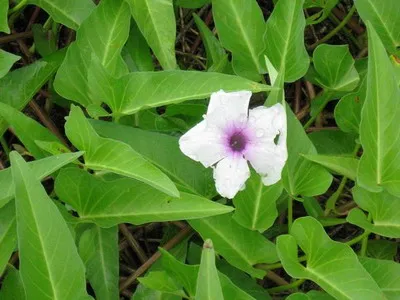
xmin=8 ymin=0 xmax=28 ymax=15
xmin=309 ymin=4 xmax=357 ymax=50
xmin=288 ymin=197 xmax=293 ymax=232
xmin=360 ymin=214 xmax=372 ymax=256
xmin=267 ymin=278 xmax=306 ymax=293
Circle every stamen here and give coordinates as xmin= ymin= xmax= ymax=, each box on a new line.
xmin=229 ymin=132 xmax=247 ymax=152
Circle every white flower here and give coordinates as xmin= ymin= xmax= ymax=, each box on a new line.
xmin=179 ymin=90 xmax=287 ymax=199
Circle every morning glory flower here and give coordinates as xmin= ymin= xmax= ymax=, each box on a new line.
xmin=179 ymin=90 xmax=288 ymax=199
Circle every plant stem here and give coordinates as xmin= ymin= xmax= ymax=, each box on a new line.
xmin=309 ymin=4 xmax=357 ymax=50
xmin=360 ymin=214 xmax=372 ymax=256
xmin=8 ymin=0 xmax=28 ymax=15
xmin=0 ymin=137 xmax=10 ymax=157
xmin=303 ymin=91 xmax=333 ymax=130
xmin=267 ymin=278 xmax=306 ymax=293
xmin=288 ymin=197 xmax=293 ymax=232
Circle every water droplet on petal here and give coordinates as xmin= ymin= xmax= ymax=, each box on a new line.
xmin=256 ymin=129 xmax=264 ymax=138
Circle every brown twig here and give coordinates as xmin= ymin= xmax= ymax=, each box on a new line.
xmin=0 ymin=31 xmax=33 ymax=45
xmin=28 ymin=100 xmax=70 ymax=147
xmin=119 ymin=226 xmax=193 ymax=291
xmin=119 ymin=224 xmax=149 ymax=264
xmin=294 ymin=81 xmax=302 ymax=113
xmin=266 ymin=271 xmax=289 ymax=286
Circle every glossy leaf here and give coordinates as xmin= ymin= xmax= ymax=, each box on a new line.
xmin=0 ymin=49 xmax=20 ymax=79
xmin=32 ymin=24 xmax=57 ymax=57
xmin=87 ymin=59 xmax=271 ymax=115
xmin=347 ymin=186 xmax=400 ymax=238
xmin=0 ymin=266 xmax=26 ymax=300
xmin=27 ymin=0 xmax=95 ymax=30
xmin=122 ymin=21 xmax=154 ymax=72
xmin=0 ymin=152 xmax=83 ymax=208
xmin=0 ymin=201 xmax=16 ymax=276
xmin=356 ymin=0 xmax=400 ymax=55
xmin=0 ymin=102 xmax=60 ymax=159
xmin=55 ymin=168 xmax=233 ymax=227
xmin=358 ymin=24 xmax=400 ymax=196
xmin=65 ymin=105 xmax=179 ymax=197
xmin=302 ymin=154 xmax=358 ymax=180
xmin=308 ymin=130 xmax=357 ymax=155
xmin=265 ymin=0 xmax=309 ymax=82
xmin=360 ymin=257 xmax=400 ymax=299
xmin=90 ymin=120 xmax=215 ymax=197
xmin=54 ymin=0 xmax=130 ymax=107
xmin=304 ymin=0 xmax=339 ymax=25
xmin=287 ymin=291 xmax=334 ymax=300
xmin=233 ymin=172 xmax=283 ymax=232
xmin=366 ymin=240 xmax=397 ymax=260
xmin=335 ymin=77 xmax=367 ymax=134
xmin=282 ymin=109 xmax=333 ymax=196
xmin=313 ymin=44 xmax=359 ymax=92
xmin=79 ymin=225 xmax=119 ymax=300
xmin=138 ymin=271 xmax=186 ymax=298
xmin=277 ymin=217 xmax=384 ymax=300
xmin=196 ymin=239 xmax=224 ymax=300
xmin=160 ymin=248 xmax=255 ymax=299
xmin=0 ymin=0 xmax=9 ymax=33
xmin=193 ymin=13 xmax=226 ymax=70
xmin=11 ymin=152 xmax=90 ymax=300
xmin=212 ymin=0 xmax=266 ymax=81
xmin=189 ymin=213 xmax=279 ymax=278
xmin=125 ymin=0 xmax=176 ymax=70
xmin=0 ymin=50 xmax=65 ymax=135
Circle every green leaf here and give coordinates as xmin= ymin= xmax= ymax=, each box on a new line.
xmin=302 ymin=154 xmax=358 ymax=180
xmin=312 ymin=44 xmax=359 ymax=92
xmin=27 ymin=0 xmax=95 ymax=30
xmin=0 ymin=50 xmax=65 ymax=135
xmin=360 ymin=257 xmax=400 ymax=299
xmin=265 ymin=0 xmax=309 ymax=82
xmin=356 ymin=0 xmax=400 ymax=55
xmin=304 ymin=0 xmax=339 ymax=25
xmin=176 ymin=0 xmax=209 ymax=8
xmin=32 ymin=24 xmax=57 ymax=57
xmin=212 ymin=0 xmax=266 ymax=81
xmin=0 ymin=0 xmax=9 ymax=33
xmin=0 ymin=49 xmax=20 ymax=79
xmin=0 ymin=102 xmax=60 ymax=159
xmin=55 ymin=168 xmax=233 ymax=227
xmin=193 ymin=13 xmax=226 ymax=70
xmin=0 ymin=152 xmax=83 ymax=208
xmin=138 ymin=271 xmax=186 ymax=298
xmin=196 ymin=239 xmax=224 ymax=300
xmin=122 ymin=21 xmax=154 ymax=72
xmin=90 ymin=120 xmax=215 ymax=197
xmin=11 ymin=151 xmax=90 ymax=300
xmin=358 ymin=24 xmax=400 ymax=196
xmin=189 ymin=213 xmax=278 ymax=278
xmin=282 ymin=109 xmax=333 ymax=196
xmin=160 ymin=248 xmax=255 ymax=299
xmin=65 ymin=105 xmax=178 ymax=197
xmin=347 ymin=186 xmax=400 ymax=238
xmin=233 ymin=172 xmax=283 ymax=232
xmin=0 ymin=266 xmax=26 ymax=300
xmin=366 ymin=240 xmax=397 ymax=260
xmin=334 ymin=77 xmax=367 ymax=134
xmin=287 ymin=291 xmax=334 ymax=300
xmin=132 ymin=284 xmax=180 ymax=300
xmin=54 ymin=0 xmax=131 ymax=107
xmin=125 ymin=0 xmax=176 ymax=70
xmin=277 ymin=216 xmax=384 ymax=300
xmin=0 ymin=201 xmax=16 ymax=276
xmin=79 ymin=225 xmax=119 ymax=300
xmin=87 ymin=60 xmax=271 ymax=115
xmin=308 ymin=130 xmax=357 ymax=155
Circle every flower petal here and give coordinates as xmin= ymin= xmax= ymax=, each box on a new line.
xmin=245 ymin=103 xmax=287 ymax=185
xmin=205 ymin=90 xmax=251 ymax=128
xmin=213 ymin=156 xmax=250 ymax=199
xmin=179 ymin=120 xmax=225 ymax=167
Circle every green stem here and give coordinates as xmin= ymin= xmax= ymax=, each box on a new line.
xmin=0 ymin=137 xmax=10 ymax=157
xmin=8 ymin=0 xmax=28 ymax=15
xmin=328 ymin=13 xmax=362 ymax=50
xmin=288 ymin=197 xmax=293 ymax=233
xmin=267 ymin=278 xmax=306 ymax=293
xmin=309 ymin=4 xmax=357 ymax=50
xmin=360 ymin=214 xmax=371 ymax=256
xmin=303 ymin=91 xmax=333 ymax=130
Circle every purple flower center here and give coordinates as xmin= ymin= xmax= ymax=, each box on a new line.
xmin=229 ymin=131 xmax=247 ymax=152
